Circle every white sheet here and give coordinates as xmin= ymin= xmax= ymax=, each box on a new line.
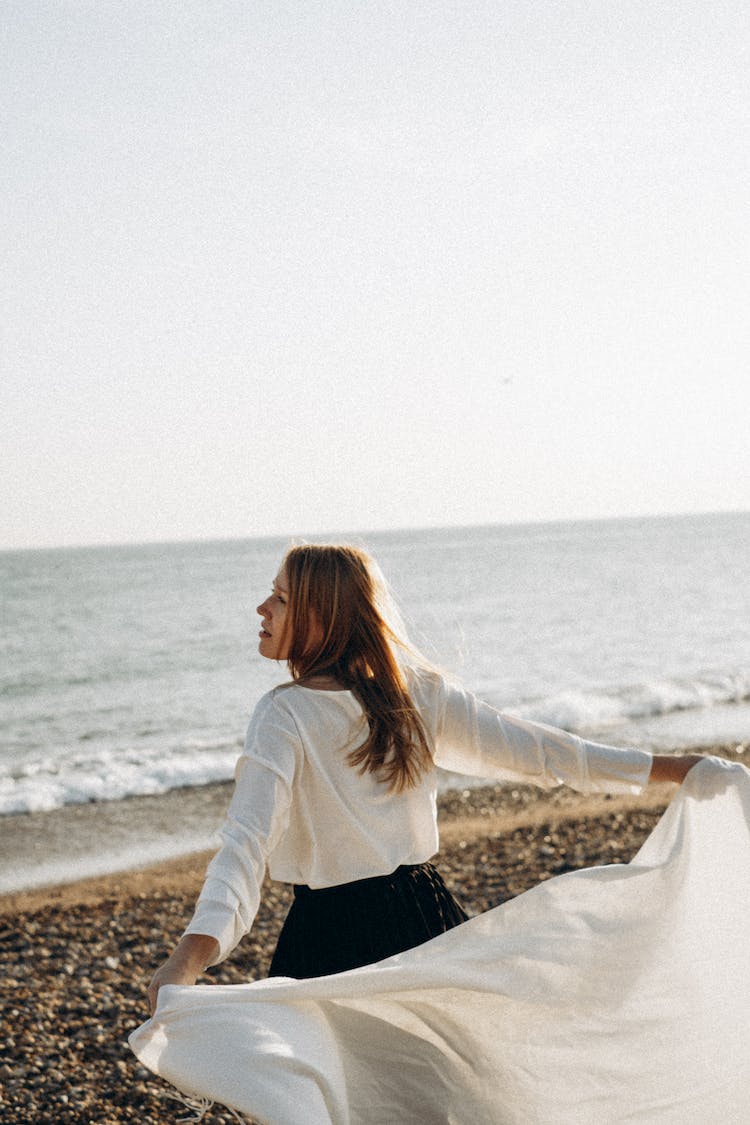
xmin=129 ymin=758 xmax=750 ymax=1124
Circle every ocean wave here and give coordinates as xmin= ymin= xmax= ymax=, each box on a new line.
xmin=513 ymin=670 xmax=750 ymax=733
xmin=0 ymin=741 xmax=241 ymax=816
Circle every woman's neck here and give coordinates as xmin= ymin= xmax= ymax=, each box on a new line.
xmin=297 ymin=674 xmax=347 ymax=692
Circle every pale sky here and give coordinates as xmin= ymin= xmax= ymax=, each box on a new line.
xmin=3 ymin=0 xmax=749 ymax=550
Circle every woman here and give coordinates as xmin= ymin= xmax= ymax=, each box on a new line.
xmin=147 ymin=543 xmax=700 ymax=1014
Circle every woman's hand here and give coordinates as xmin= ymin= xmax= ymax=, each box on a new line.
xmin=649 ymin=754 xmax=704 ymax=785
xmin=147 ymin=934 xmax=219 ymax=1016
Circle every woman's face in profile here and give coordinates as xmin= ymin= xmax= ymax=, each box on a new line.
xmin=256 ymin=565 xmax=290 ymax=661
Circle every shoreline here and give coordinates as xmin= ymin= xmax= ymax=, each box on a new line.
xmin=0 ymin=780 xmax=235 ymax=898
xmin=2 ymin=740 xmax=747 ymax=911
xmin=0 ymin=781 xmax=679 ymax=916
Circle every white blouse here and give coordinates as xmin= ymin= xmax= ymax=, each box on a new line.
xmin=184 ymin=670 xmax=653 ymax=963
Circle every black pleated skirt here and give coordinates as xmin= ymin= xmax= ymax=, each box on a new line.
xmin=268 ymin=862 xmax=468 ymax=980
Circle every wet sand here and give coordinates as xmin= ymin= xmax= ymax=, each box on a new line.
xmin=1 ymin=745 xmax=745 ymax=1124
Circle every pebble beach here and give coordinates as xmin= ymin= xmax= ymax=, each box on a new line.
xmin=1 ymin=745 xmax=744 ymax=1125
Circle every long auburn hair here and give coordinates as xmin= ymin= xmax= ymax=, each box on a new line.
xmin=281 ymin=544 xmax=432 ymax=792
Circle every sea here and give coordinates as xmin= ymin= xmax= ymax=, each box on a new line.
xmin=2 ymin=511 xmax=750 ymax=892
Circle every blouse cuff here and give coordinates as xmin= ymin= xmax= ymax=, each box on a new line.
xmin=581 ymin=742 xmax=653 ymax=794
xmin=182 ymin=900 xmax=242 ymax=966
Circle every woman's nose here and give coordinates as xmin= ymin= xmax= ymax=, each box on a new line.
xmin=257 ymin=598 xmax=268 ymax=617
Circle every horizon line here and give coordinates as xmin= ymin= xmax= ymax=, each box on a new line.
xmin=2 ymin=505 xmax=748 ymax=555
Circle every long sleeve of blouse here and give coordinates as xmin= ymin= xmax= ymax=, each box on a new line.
xmin=183 ymin=674 xmax=653 ymax=965
xmin=425 ymin=674 xmax=652 ymax=793
xmin=183 ymin=694 xmax=302 ymax=965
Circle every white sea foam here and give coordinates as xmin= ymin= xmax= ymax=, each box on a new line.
xmin=0 ymin=742 xmax=241 ymax=815
xmin=515 ymin=670 xmax=750 ymax=734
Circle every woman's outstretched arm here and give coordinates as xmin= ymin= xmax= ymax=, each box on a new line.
xmin=423 ymin=672 xmax=708 ymax=794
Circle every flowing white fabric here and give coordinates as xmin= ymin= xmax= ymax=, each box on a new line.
xmin=130 ymin=759 xmax=750 ymax=1124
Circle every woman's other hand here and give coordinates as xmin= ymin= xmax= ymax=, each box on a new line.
xmin=147 ymin=933 xmax=219 ymax=1016
xmin=649 ymin=754 xmax=704 ymax=785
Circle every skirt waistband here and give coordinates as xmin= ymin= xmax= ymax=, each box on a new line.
xmin=293 ymin=862 xmax=430 ymax=899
